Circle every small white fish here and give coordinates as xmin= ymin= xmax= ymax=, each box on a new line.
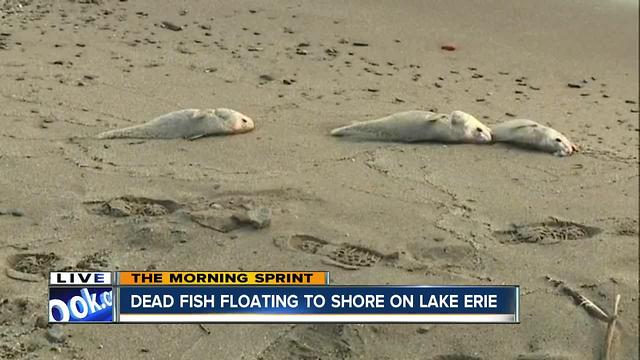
xmin=492 ymin=119 xmax=577 ymax=156
xmin=96 ymin=108 xmax=254 ymax=140
xmin=330 ymin=110 xmax=492 ymax=143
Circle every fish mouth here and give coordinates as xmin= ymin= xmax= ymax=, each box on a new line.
xmin=563 ymin=142 xmax=577 ymax=156
xmin=232 ymin=118 xmax=255 ymax=133
xmin=235 ymin=126 xmax=255 ymax=134
xmin=554 ymin=145 xmax=574 ymax=157
xmin=476 ymin=133 xmax=492 ymax=143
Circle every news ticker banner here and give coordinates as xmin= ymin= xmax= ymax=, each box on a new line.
xmin=48 ymin=271 xmax=519 ymax=324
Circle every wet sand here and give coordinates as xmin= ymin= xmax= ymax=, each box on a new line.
xmin=0 ymin=0 xmax=638 ymax=359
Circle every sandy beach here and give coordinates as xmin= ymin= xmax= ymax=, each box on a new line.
xmin=1 ymin=0 xmax=638 ymax=359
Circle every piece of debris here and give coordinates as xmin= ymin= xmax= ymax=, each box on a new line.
xmin=161 ymin=21 xmax=183 ymax=31
xmin=233 ymin=207 xmax=272 ymax=229
xmin=247 ymin=207 xmax=272 ymax=229
xmin=546 ymin=275 xmax=609 ymax=322
xmin=441 ymin=43 xmax=456 ymax=51
xmin=259 ymin=74 xmax=275 ymax=82
xmin=325 ymin=48 xmax=338 ymax=56
xmin=604 ymin=294 xmax=621 ymax=360
xmin=199 ymin=324 xmax=211 ymax=334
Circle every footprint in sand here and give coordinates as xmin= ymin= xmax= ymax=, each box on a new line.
xmin=5 ymin=252 xmax=61 ymax=282
xmin=85 ymin=196 xmax=180 ymax=217
xmin=493 ymin=218 xmax=602 ymax=245
xmin=275 ymin=233 xmax=481 ymax=275
xmin=276 ymin=234 xmax=385 ymax=270
xmin=75 ymin=250 xmax=111 ymax=271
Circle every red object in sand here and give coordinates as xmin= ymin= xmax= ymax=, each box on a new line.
xmin=441 ymin=43 xmax=457 ymax=51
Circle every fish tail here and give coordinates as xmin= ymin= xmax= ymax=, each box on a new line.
xmin=330 ymin=127 xmax=347 ymax=136
xmin=330 ymin=123 xmax=359 ymax=136
xmin=96 ymin=125 xmax=141 ymax=139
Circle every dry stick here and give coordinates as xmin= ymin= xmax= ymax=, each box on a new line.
xmin=604 ymin=294 xmax=621 ymax=360
xmin=546 ymin=276 xmax=623 ymax=359
xmin=545 ymin=275 xmax=610 ymax=322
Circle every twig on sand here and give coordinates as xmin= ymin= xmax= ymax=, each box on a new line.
xmin=545 ymin=275 xmax=610 ymax=322
xmin=198 ymin=324 xmax=211 ymax=335
xmin=546 ymin=276 xmax=623 ymax=360
xmin=604 ymin=294 xmax=621 ymax=360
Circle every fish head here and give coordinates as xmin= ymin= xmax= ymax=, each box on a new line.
xmin=546 ymin=130 xmax=577 ymax=156
xmin=450 ymin=111 xmax=492 ymax=143
xmin=215 ymin=108 xmax=255 ymax=134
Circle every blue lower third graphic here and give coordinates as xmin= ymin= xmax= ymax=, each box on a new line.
xmin=118 ymin=286 xmax=519 ymax=323
xmin=49 ymin=287 xmax=114 ymax=323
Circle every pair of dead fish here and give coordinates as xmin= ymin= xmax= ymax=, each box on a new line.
xmin=329 ymin=110 xmax=577 ymax=157
xmin=96 ymin=108 xmax=577 ymax=156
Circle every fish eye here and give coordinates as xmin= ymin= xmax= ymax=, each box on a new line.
xmin=555 ymin=138 xmax=562 ymax=142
